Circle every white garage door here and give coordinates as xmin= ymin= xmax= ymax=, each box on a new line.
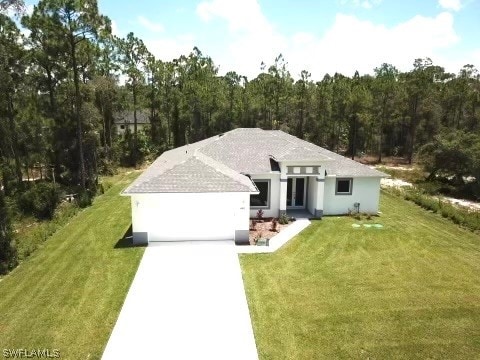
xmin=132 ymin=193 xmax=238 ymax=242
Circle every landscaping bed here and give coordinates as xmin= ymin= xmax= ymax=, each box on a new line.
xmin=248 ymin=217 xmax=292 ymax=245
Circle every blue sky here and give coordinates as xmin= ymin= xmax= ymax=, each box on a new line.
xmin=25 ymin=0 xmax=480 ymax=79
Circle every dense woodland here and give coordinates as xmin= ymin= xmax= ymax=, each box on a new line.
xmin=1 ymin=0 xmax=480 ymax=273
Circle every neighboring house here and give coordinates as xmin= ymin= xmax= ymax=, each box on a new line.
xmin=122 ymin=128 xmax=387 ymax=245
xmin=113 ymin=110 xmax=150 ymax=135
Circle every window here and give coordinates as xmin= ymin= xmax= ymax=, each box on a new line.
xmin=336 ymin=178 xmax=352 ymax=195
xmin=120 ymin=125 xmax=125 ymax=129
xmin=250 ymin=180 xmax=270 ymax=208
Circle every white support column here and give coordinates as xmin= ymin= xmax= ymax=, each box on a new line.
xmin=279 ymin=164 xmax=288 ymax=217
xmin=315 ymin=174 xmax=325 ymax=218
xmin=279 ymin=177 xmax=287 ymax=216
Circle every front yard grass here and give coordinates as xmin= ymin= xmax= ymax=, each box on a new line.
xmin=0 ymin=171 xmax=144 ymax=359
xmin=240 ymin=191 xmax=480 ymax=359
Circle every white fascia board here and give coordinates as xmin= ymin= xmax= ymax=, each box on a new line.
xmin=278 ymin=160 xmax=332 ymax=165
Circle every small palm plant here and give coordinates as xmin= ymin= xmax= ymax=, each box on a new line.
xmin=256 ymin=209 xmax=264 ymax=220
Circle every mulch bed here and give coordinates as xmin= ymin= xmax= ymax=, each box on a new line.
xmin=249 ymin=218 xmax=290 ymax=245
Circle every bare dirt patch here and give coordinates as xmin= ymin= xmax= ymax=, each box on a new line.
xmin=356 ymin=156 xmax=412 ymax=166
xmin=381 ymin=178 xmax=480 ymax=212
xmin=381 ymin=178 xmax=414 ymax=188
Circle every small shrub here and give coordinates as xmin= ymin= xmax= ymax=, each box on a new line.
xmin=76 ymin=191 xmax=92 ymax=208
xmin=0 ymin=191 xmax=17 ymax=274
xmin=270 ymin=218 xmax=278 ymax=232
xmin=16 ymin=201 xmax=79 ymax=261
xmin=18 ymin=182 xmax=61 ymax=220
xmin=253 ymin=232 xmax=263 ymax=245
xmin=102 ymin=180 xmax=113 ymax=192
xmin=97 ymin=180 xmax=113 ymax=195
xmin=366 ymin=213 xmax=372 ymax=220
xmin=250 ymin=220 xmax=257 ymax=231
xmin=395 ymin=188 xmax=480 ymax=233
xmin=256 ymin=209 xmax=264 ymax=220
xmin=278 ymin=212 xmax=289 ymax=225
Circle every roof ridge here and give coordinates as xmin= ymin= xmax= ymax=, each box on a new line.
xmin=195 ymin=152 xmax=255 ymax=190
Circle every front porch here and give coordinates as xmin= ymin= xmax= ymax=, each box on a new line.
xmin=279 ymin=173 xmax=325 ymax=219
xmin=286 ymin=209 xmax=315 ymax=220
xmin=250 ymin=164 xmax=326 ymax=220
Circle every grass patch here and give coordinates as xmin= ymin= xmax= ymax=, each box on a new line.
xmin=0 ymin=170 xmax=144 ymax=359
xmin=240 ymin=191 xmax=480 ymax=359
xmin=386 ymin=187 xmax=480 ymax=233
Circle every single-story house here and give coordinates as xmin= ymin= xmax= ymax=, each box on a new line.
xmin=122 ymin=128 xmax=387 ymax=245
xmin=113 ymin=110 xmax=150 ymax=135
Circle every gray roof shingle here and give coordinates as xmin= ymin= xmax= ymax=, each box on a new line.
xmin=268 ymin=130 xmax=386 ymax=177
xmin=200 ymin=128 xmax=331 ymax=173
xmin=114 ymin=110 xmax=150 ymax=124
xmin=123 ymin=128 xmax=387 ymax=194
xmin=124 ymin=157 xmax=254 ymax=193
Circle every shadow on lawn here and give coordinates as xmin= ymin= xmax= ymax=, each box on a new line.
xmin=114 ymin=225 xmax=146 ymax=249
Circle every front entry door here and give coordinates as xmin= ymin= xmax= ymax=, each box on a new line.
xmin=287 ymin=178 xmax=306 ymax=208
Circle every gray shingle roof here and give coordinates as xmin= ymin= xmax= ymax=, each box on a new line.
xmin=200 ymin=128 xmax=331 ymax=173
xmin=122 ymin=136 xmax=257 ymax=194
xmin=114 ymin=110 xmax=150 ymax=124
xmin=123 ymin=128 xmax=386 ymax=194
xmin=268 ymin=130 xmax=387 ymax=177
xmin=124 ymin=157 xmax=254 ymax=193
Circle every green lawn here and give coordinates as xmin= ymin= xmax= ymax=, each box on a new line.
xmin=0 ymin=171 xmax=144 ymax=359
xmin=240 ymin=191 xmax=480 ymax=359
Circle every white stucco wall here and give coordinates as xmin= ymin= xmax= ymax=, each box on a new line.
xmin=249 ymin=174 xmax=280 ymax=218
xmin=323 ymin=177 xmax=381 ymax=215
xmin=131 ymin=192 xmax=249 ymax=242
xmin=307 ymin=177 xmax=317 ymax=215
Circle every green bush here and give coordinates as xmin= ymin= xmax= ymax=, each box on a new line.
xmin=18 ymin=182 xmax=61 ymax=220
xmin=76 ymin=191 xmax=92 ymax=208
xmin=400 ymin=189 xmax=480 ymax=232
xmin=16 ymin=202 xmax=79 ymax=261
xmin=279 ymin=212 xmax=289 ymax=225
xmin=98 ymin=180 xmax=113 ymax=195
xmin=0 ymin=190 xmax=17 ymax=274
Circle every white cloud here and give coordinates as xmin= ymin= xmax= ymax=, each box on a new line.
xmin=6 ymin=3 xmax=33 ymax=18
xmin=144 ymin=34 xmax=196 ymax=63
xmin=196 ymin=0 xmax=287 ymax=76
xmin=438 ymin=0 xmax=462 ymax=11
xmin=25 ymin=4 xmax=33 ymax=16
xmin=111 ymin=20 xmax=120 ymax=37
xmin=140 ymin=0 xmax=475 ymax=80
xmin=287 ymin=12 xmax=461 ymax=78
xmin=192 ymin=0 xmax=470 ymax=79
xmin=137 ymin=15 xmax=164 ymax=33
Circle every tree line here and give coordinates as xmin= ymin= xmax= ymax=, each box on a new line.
xmin=1 ymin=0 xmax=479 ymax=273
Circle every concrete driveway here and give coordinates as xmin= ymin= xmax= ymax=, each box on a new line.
xmin=102 ymin=241 xmax=258 ymax=360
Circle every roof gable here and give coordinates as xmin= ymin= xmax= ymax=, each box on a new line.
xmin=124 ymin=157 xmax=253 ymax=193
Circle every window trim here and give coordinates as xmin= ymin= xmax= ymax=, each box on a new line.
xmin=335 ymin=178 xmax=353 ymax=195
xmin=250 ymin=179 xmax=271 ymax=209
